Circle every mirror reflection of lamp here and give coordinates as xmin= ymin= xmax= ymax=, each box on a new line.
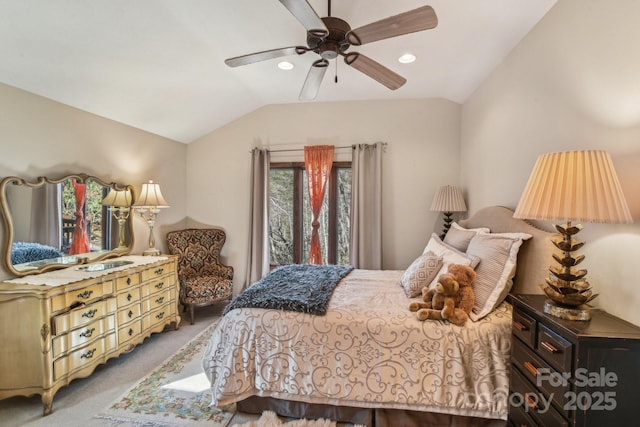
xmin=133 ymin=181 xmax=169 ymax=256
xmin=102 ymin=188 xmax=133 ymax=250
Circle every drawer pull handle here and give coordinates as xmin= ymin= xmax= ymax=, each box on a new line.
xmin=523 ymin=361 xmax=539 ymax=377
xmin=525 ymin=394 xmax=538 ymax=410
xmin=128 ymin=328 xmax=134 ymax=336
xmin=128 ymin=310 xmax=134 ymax=318
xmin=155 ymin=268 xmax=164 ymax=275
xmin=79 ymin=327 xmax=95 ymax=338
xmin=513 ymin=321 xmax=528 ymax=331
xmin=156 ymin=311 xmax=165 ymax=320
xmin=540 ymin=341 xmax=559 ymax=354
xmin=155 ymin=282 xmax=164 ymax=289
xmin=82 ymin=309 xmax=98 ymax=319
xmin=126 ymin=277 xmax=131 ymax=285
xmin=155 ymin=296 xmax=164 ymax=304
xmin=80 ymin=348 xmax=97 ymax=359
xmin=77 ymin=290 xmax=94 ymax=300
xmin=127 ymin=293 xmax=133 ymax=302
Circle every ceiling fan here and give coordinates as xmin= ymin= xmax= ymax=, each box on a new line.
xmin=225 ymin=0 xmax=438 ymax=100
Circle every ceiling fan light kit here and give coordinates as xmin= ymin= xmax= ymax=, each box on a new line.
xmin=225 ymin=0 xmax=438 ymax=100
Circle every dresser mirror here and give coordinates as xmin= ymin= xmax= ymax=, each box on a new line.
xmin=0 ymin=173 xmax=135 ymax=277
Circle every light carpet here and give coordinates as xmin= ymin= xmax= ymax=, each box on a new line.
xmin=94 ymin=320 xmax=235 ymax=426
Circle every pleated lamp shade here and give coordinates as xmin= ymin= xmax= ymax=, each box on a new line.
xmin=430 ymin=185 xmax=467 ymax=213
xmin=514 ymin=151 xmax=632 ymax=224
xmin=134 ymin=181 xmax=169 ymax=208
xmin=102 ymin=188 xmax=133 ymax=208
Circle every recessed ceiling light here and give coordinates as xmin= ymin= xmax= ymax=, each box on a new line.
xmin=398 ymin=53 xmax=416 ymax=64
xmin=277 ymin=61 xmax=295 ymax=70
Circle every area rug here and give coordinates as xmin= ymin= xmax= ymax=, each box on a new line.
xmin=95 ymin=320 xmax=235 ymax=426
xmin=235 ymin=411 xmax=342 ymax=427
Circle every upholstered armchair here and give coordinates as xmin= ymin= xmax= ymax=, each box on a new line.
xmin=166 ymin=228 xmax=234 ymax=324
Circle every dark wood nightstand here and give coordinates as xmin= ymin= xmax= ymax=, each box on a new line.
xmin=508 ymin=294 xmax=640 ymax=426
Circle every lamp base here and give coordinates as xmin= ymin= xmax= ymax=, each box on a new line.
xmin=543 ymin=299 xmax=591 ymax=321
xmin=143 ymin=248 xmax=161 ymax=256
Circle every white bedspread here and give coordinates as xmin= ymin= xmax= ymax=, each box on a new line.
xmin=202 ymin=269 xmax=512 ymax=420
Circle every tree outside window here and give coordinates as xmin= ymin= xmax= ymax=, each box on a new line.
xmin=269 ymin=162 xmax=351 ymax=266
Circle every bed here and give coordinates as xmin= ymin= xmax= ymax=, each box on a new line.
xmin=202 ymin=206 xmax=554 ymax=426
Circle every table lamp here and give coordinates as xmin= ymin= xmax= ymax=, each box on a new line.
xmin=430 ymin=185 xmax=467 ymax=239
xmin=133 ymin=181 xmax=169 ymax=256
xmin=102 ymin=188 xmax=133 ymax=250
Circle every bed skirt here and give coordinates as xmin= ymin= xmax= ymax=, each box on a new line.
xmin=237 ymin=396 xmax=508 ymax=427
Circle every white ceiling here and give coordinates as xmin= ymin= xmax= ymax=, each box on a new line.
xmin=0 ymin=0 xmax=556 ymax=143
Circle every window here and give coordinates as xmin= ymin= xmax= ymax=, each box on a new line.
xmin=269 ymin=162 xmax=351 ymax=266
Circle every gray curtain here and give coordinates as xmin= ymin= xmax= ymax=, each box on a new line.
xmin=245 ymin=147 xmax=270 ymax=289
xmin=350 ymin=142 xmax=383 ymax=269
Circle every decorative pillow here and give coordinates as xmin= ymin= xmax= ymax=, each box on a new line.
xmin=443 ymin=222 xmax=491 ymax=252
xmin=401 ymin=251 xmax=443 ymax=297
xmin=422 ymin=233 xmax=480 ymax=289
xmin=466 ymin=232 xmax=532 ymax=321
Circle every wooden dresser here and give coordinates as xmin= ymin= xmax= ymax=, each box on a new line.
xmin=509 ymin=294 xmax=640 ymax=426
xmin=0 ymin=255 xmax=180 ymax=415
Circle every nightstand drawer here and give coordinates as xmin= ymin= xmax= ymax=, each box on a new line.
xmin=513 ymin=309 xmax=537 ymax=348
xmin=512 ymin=338 xmax=569 ymax=412
xmin=537 ymin=324 xmax=572 ymax=373
xmin=510 ymin=367 xmax=568 ymax=427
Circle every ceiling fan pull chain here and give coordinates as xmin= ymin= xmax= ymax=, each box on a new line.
xmin=335 ymin=58 xmax=338 ymax=83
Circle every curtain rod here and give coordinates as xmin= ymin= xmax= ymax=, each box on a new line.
xmin=254 ymin=142 xmax=387 ymax=153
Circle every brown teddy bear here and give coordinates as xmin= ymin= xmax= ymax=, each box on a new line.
xmin=408 ymin=263 xmax=477 ymax=326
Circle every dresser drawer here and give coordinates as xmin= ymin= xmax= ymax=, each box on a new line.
xmin=510 ymin=367 xmax=568 ymax=427
xmin=52 ymin=298 xmax=117 ymax=335
xmin=117 ymin=302 xmax=142 ymax=325
xmin=537 ymin=324 xmax=572 ymax=373
xmin=118 ymin=319 xmax=142 ymax=347
xmin=512 ymin=338 xmax=569 ymax=412
xmin=115 ymin=273 xmax=141 ymax=291
xmin=143 ymin=303 xmax=175 ymax=331
xmin=141 ymin=276 xmax=172 ymax=298
xmin=141 ymin=261 xmax=174 ymax=282
xmin=52 ymin=314 xmax=116 ymax=358
xmin=51 ymin=280 xmax=114 ymax=313
xmin=116 ymin=287 xmax=141 ymax=307
xmin=513 ymin=309 xmax=537 ymax=348
xmin=144 ymin=288 xmax=175 ymax=312
xmin=53 ymin=333 xmax=117 ymax=381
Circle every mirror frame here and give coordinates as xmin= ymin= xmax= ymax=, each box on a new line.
xmin=0 ymin=173 xmax=135 ymax=277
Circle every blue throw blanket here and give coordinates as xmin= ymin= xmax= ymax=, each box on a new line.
xmin=224 ymin=264 xmax=354 ymax=316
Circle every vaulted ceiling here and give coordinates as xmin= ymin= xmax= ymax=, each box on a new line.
xmin=0 ymin=0 xmax=556 ymax=143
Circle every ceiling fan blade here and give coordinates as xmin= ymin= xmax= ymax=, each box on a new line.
xmin=278 ymin=0 xmax=328 ymax=38
xmin=347 ymin=5 xmax=438 ymax=46
xmin=299 ymin=59 xmax=329 ymax=100
xmin=225 ymin=46 xmax=308 ymax=67
xmin=343 ymin=52 xmax=406 ymax=90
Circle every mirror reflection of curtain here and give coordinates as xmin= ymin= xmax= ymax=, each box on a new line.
xmin=69 ymin=179 xmax=90 ymax=255
xmin=29 ymin=183 xmax=62 ymax=249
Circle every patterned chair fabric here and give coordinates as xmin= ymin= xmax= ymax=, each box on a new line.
xmin=166 ymin=228 xmax=233 ymax=324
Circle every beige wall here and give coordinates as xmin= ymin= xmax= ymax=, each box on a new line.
xmin=0 ymin=82 xmax=187 ymax=281
xmin=187 ymin=99 xmax=462 ymax=292
xmin=461 ymin=0 xmax=640 ymax=324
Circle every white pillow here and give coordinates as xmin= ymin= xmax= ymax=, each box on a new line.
xmin=443 ymin=222 xmax=491 ymax=252
xmin=466 ymin=232 xmax=532 ymax=321
xmin=401 ymin=251 xmax=443 ymax=297
xmin=422 ymin=233 xmax=480 ymax=289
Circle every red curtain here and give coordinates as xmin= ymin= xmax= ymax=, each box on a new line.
xmin=304 ymin=145 xmax=334 ymax=264
xmin=68 ymin=179 xmax=90 ymax=255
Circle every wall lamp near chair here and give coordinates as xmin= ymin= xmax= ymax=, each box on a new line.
xmin=102 ymin=188 xmax=133 ymax=250
xmin=431 ymin=185 xmax=467 ymax=239
xmin=133 ymin=180 xmax=169 ymax=256
xmin=514 ymin=150 xmax=632 ymax=321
